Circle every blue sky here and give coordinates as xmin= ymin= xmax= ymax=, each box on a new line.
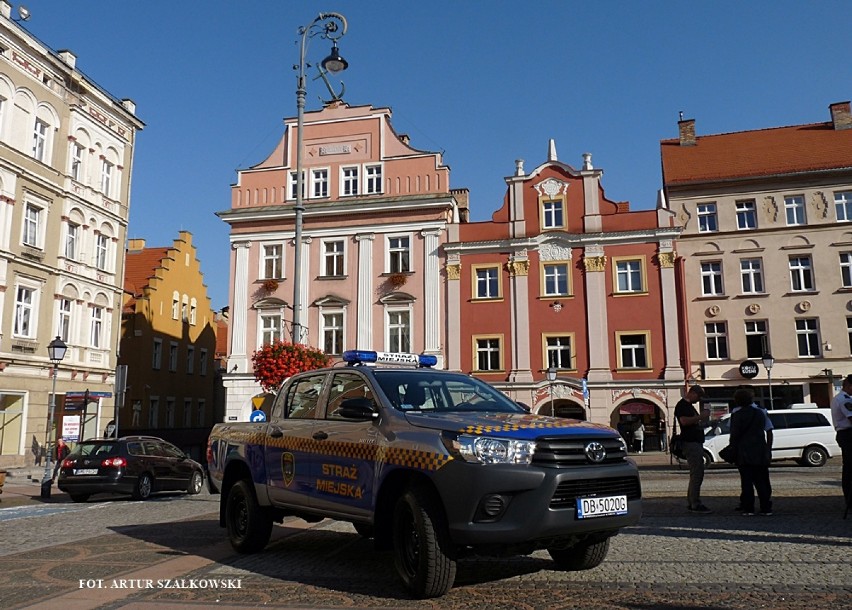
xmin=21 ymin=1 xmax=851 ymax=308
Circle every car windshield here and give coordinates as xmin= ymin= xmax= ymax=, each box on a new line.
xmin=72 ymin=442 xmax=119 ymax=457
xmin=373 ymin=370 xmax=524 ymax=414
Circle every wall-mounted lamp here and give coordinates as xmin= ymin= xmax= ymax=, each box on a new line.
xmin=12 ymin=5 xmax=30 ymax=21
xmin=823 ymin=342 xmax=832 ymax=352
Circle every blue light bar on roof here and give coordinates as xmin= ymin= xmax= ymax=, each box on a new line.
xmin=342 ymin=350 xmax=437 ymax=368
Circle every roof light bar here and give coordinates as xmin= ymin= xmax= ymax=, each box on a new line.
xmin=342 ymin=350 xmax=437 ymax=368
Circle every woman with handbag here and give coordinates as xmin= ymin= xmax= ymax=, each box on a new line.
xmin=729 ymin=387 xmax=774 ymax=516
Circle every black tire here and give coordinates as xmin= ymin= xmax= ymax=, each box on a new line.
xmin=703 ymin=451 xmax=713 ymax=467
xmin=225 ymin=480 xmax=273 ymax=553
xmin=802 ymin=445 xmax=828 ymax=467
xmin=132 ymin=473 xmax=153 ymax=500
xmin=549 ymin=537 xmax=610 ymax=571
xmin=187 ymin=471 xmax=203 ymax=495
xmin=392 ymin=487 xmax=456 ymax=599
xmin=69 ymin=493 xmax=90 ymax=503
xmin=353 ymin=522 xmax=374 ymax=538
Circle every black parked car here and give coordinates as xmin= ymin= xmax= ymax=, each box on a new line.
xmin=57 ymin=436 xmax=204 ymax=502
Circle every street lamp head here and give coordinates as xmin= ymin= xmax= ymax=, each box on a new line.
xmin=761 ymin=352 xmax=774 ymax=370
xmin=546 ymin=367 xmax=557 ymax=382
xmin=47 ymin=336 xmax=68 ymax=364
xmin=321 ymin=42 xmax=348 ymax=74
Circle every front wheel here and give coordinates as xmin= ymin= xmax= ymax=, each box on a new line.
xmin=703 ymin=451 xmax=713 ymax=467
xmin=187 ymin=471 xmax=203 ymax=495
xmin=393 ymin=487 xmax=456 ymax=599
xmin=226 ymin=480 xmax=273 ymax=553
xmin=132 ymin=473 xmax=153 ymax=500
xmin=802 ymin=446 xmax=828 ymax=467
xmin=549 ymin=537 xmax=610 ymax=571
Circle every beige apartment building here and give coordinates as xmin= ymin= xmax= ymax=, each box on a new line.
xmin=661 ymin=101 xmax=852 ymax=410
xmin=0 ymin=3 xmax=143 ymax=467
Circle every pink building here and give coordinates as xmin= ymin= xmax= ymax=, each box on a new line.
xmin=444 ymin=143 xmax=685 ymax=443
xmin=218 ymin=102 xmax=462 ymax=420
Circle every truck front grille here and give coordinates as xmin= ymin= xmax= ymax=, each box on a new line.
xmin=532 ymin=436 xmax=627 ymax=466
xmin=550 ymin=476 xmax=642 ymax=509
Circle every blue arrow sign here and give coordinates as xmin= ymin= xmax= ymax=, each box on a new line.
xmin=249 ymin=410 xmax=267 ymax=423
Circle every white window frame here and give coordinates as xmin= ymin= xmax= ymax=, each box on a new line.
xmin=700 ymin=261 xmax=724 ymax=296
xmin=22 ymin=202 xmax=43 ymax=248
xmin=740 ymin=258 xmax=764 ymax=294
xmin=543 ymin=262 xmax=570 ymax=296
xmin=745 ymin=320 xmax=768 ymax=359
xmin=474 ymin=336 xmax=502 ymax=372
xmin=617 ymin=332 xmax=650 ymax=369
xmin=57 ymin=297 xmax=72 ymax=343
xmin=321 ymin=310 xmax=345 ymax=355
xmin=32 ymin=118 xmax=48 ymax=162
xmin=697 ymin=203 xmax=718 ymax=233
xmin=789 ymin=256 xmax=814 ymax=292
xmin=545 ymin=334 xmax=573 ymax=370
xmin=341 ymin=166 xmax=359 ymax=196
xmin=65 ymin=221 xmax=79 ymax=260
xmin=95 ymin=234 xmax=109 ymax=271
xmin=475 ymin=266 xmax=500 ymax=299
xmin=614 ymin=258 xmax=644 ymax=294
xmin=835 ymin=191 xmax=852 ymax=222
xmin=542 ymin=200 xmax=564 ymax=229
xmin=288 ymin=170 xmax=305 ymax=200
xmin=70 ymin=141 xmax=84 ymax=182
xmin=784 ymin=195 xmax=806 ymax=226
xmin=387 ymin=234 xmax=411 ymax=273
xmin=365 ymin=164 xmax=382 ymax=194
xmin=736 ymin=200 xmax=757 ymax=230
xmin=704 ymin=321 xmax=729 ymax=360
xmin=90 ymin=306 xmax=104 ymax=348
xmin=386 ymin=307 xmax=411 ymax=353
xmin=261 ymin=243 xmax=283 ymax=279
xmin=100 ymin=159 xmax=113 ymax=197
xmin=322 ymin=239 xmax=345 ymax=277
xmin=795 ymin=318 xmax=820 ymax=358
xmin=259 ymin=313 xmax=283 ymax=346
xmin=171 ymin=292 xmax=180 ymax=320
xmin=13 ymin=283 xmax=38 ymax=338
xmin=841 ymin=252 xmax=852 ymax=288
xmin=312 ymin=168 xmax=329 ymax=199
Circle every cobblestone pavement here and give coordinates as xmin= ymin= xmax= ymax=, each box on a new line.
xmin=0 ymin=459 xmax=850 ymax=609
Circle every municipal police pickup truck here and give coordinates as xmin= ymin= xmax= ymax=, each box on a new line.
xmin=207 ymin=350 xmax=642 ymax=598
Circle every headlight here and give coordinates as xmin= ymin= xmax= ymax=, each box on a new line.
xmin=445 ymin=434 xmax=536 ymax=465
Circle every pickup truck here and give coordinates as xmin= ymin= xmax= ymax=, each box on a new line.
xmin=207 ymin=350 xmax=642 ymax=598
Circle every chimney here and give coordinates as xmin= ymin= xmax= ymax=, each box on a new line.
xmin=451 ymin=188 xmax=470 ymax=223
xmin=58 ymin=50 xmax=77 ymax=69
xmin=547 ymin=139 xmax=558 ymax=162
xmin=127 ymin=238 xmax=146 ymax=252
xmin=0 ymin=1 xmax=11 ymax=20
xmin=829 ymin=101 xmax=852 ymax=131
xmin=678 ymin=118 xmax=696 ymax=146
xmin=399 ymin=133 xmax=410 ymax=145
xmin=514 ymin=159 xmax=525 ymax=176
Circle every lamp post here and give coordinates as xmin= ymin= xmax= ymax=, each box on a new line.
xmin=546 ymin=367 xmax=557 ymax=416
xmin=292 ymin=13 xmax=349 ymax=343
xmin=41 ymin=336 xmax=68 ymax=499
xmin=762 ymin=352 xmax=775 ymax=410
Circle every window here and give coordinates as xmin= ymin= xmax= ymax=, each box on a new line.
xmin=322 ymin=312 xmax=344 ymax=355
xmin=740 ymin=258 xmax=764 ymax=294
xmin=474 ymin=266 xmax=500 ymax=299
xmin=795 ymin=318 xmax=820 ymax=357
xmin=262 ymin=244 xmax=283 ymax=279
xmin=152 ymin=338 xmax=162 ymax=370
xmin=90 ymin=306 xmax=103 ymax=348
xmin=848 ymin=317 xmax=852 ymax=354
xmin=327 ymin=373 xmax=373 ymax=420
xmin=200 ymin=348 xmax=208 ymax=376
xmin=197 ymin=400 xmax=206 ymax=427
xmin=65 ymin=222 xmax=79 ymax=259
xmin=58 ymin=298 xmax=72 ymax=342
xmin=165 ymin=398 xmax=175 ymax=428
xmin=184 ymin=399 xmax=193 ymax=427
xmin=171 ymin=292 xmax=180 ymax=320
xmin=697 ymin=203 xmax=718 ymax=233
xmin=323 ymin=240 xmax=345 ymax=276
xmin=181 ymin=295 xmax=188 ymax=321
xmin=312 ymin=168 xmax=328 ymax=198
xmin=784 ymin=195 xmax=806 ymax=226
xmin=260 ymin=314 xmax=282 ymax=345
xmin=342 ymin=166 xmax=359 ymax=196
xmin=614 ymin=258 xmax=644 ymax=293
xmin=285 ymin=374 xmax=325 ymax=419
xmin=841 ymin=252 xmax=852 ymax=288
xmin=700 ymin=261 xmax=724 ymax=296
xmin=186 ymin=345 xmax=195 ymax=374
xmin=169 ymin=341 xmax=178 ymax=372
xmin=475 ymin=337 xmax=502 ymax=371
xmin=288 ymin=170 xmax=305 ymax=199
xmin=736 ymin=200 xmax=757 ymax=230
xmin=70 ymin=141 xmax=84 ymax=181
xmin=22 ymin=203 xmax=41 ymax=247
xmin=745 ymin=320 xmax=768 ymax=359
xmin=542 ymin=200 xmax=564 ymax=229
xmin=705 ymin=322 xmax=729 ymax=360
xmin=545 ymin=335 xmax=573 ymax=370
xmin=148 ymin=397 xmax=159 ymax=428
xmin=95 ymin=234 xmax=109 ymax=270
xmin=365 ymin=165 xmax=382 ymax=194
xmin=388 ymin=310 xmax=411 ymax=353
xmin=100 ymin=159 xmax=113 ymax=196
xmin=388 ymin=235 xmax=410 ymax=273
xmin=190 ymin=299 xmax=197 ymax=325
xmin=543 ymin=263 xmax=570 ymax=296
xmin=14 ymin=286 xmax=36 ymax=338
xmin=789 ymin=256 xmax=814 ymax=292
xmin=836 ymin=191 xmax=852 ymax=222
xmin=617 ymin=332 xmax=649 ymax=369
xmin=32 ymin=118 xmax=48 ymax=161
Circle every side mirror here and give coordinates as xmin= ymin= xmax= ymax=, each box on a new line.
xmin=337 ymin=397 xmax=377 ymax=420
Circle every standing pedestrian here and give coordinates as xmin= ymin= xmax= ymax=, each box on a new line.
xmin=675 ymin=385 xmax=711 ymax=513
xmin=634 ymin=422 xmax=645 ymax=453
xmin=830 ymin=374 xmax=852 ymax=517
xmin=729 ymin=387 xmax=774 ymax=516
xmin=52 ymin=438 xmax=70 ymax=481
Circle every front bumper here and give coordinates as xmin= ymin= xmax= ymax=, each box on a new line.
xmin=431 ymin=460 xmax=642 ymax=546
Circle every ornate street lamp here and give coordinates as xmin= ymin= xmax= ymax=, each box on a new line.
xmin=546 ymin=367 xmax=557 ymax=415
xmin=292 ymin=12 xmax=349 ymax=343
xmin=41 ymin=336 xmax=68 ymax=499
xmin=762 ymin=352 xmax=775 ymax=410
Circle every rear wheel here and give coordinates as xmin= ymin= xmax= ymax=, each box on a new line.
xmin=226 ymin=480 xmax=273 ymax=553
xmin=802 ymin=446 xmax=828 ymax=467
xmin=392 ymin=486 xmax=456 ymax=598
xmin=549 ymin=537 xmax=611 ymax=571
xmin=132 ymin=473 xmax=153 ymax=500
xmin=69 ymin=493 xmax=90 ymax=503
xmin=187 ymin=471 xmax=203 ymax=495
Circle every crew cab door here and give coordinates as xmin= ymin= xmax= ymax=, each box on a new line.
xmin=309 ymin=371 xmax=381 ymax=519
xmin=265 ymin=373 xmax=327 ymax=508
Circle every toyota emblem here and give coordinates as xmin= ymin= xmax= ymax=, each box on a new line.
xmin=585 ymin=441 xmax=606 ymax=463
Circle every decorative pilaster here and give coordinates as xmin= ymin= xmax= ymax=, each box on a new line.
xmin=583 ymin=245 xmax=611 ymax=382
xmin=507 ymin=251 xmax=533 ymax=383
xmin=356 ymin=234 xmax=374 ymax=349
xmin=658 ymin=240 xmax=685 ymax=380
xmin=229 ymin=241 xmax=251 ymax=373
xmin=421 ymin=228 xmax=442 ymax=356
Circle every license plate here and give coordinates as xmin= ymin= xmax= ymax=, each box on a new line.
xmin=74 ymin=469 xmax=98 ymax=475
xmin=576 ymin=495 xmax=628 ymax=519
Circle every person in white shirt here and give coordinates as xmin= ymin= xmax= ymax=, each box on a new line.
xmin=829 ymin=374 xmax=852 ymax=516
xmin=634 ymin=422 xmax=645 ymax=453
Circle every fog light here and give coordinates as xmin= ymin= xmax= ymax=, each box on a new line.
xmin=474 ymin=493 xmax=509 ymax=522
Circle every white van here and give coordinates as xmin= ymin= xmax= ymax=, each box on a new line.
xmin=703 ymin=406 xmax=840 ymax=467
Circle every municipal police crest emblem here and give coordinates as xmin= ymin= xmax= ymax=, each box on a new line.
xmin=282 ymin=452 xmax=295 ymax=487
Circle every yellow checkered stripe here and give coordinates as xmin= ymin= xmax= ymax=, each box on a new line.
xmin=460 ymin=421 xmax=576 ymax=435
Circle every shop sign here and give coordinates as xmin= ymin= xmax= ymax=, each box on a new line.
xmin=739 ymin=360 xmax=759 ymax=379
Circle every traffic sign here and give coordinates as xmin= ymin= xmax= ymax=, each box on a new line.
xmin=249 ymin=410 xmax=267 ymax=423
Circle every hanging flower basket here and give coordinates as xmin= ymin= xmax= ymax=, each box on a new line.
xmin=388 ymin=273 xmax=408 ymax=289
xmin=261 ymin=278 xmax=279 ymax=292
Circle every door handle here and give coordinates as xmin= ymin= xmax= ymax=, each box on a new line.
xmin=269 ymin=428 xmax=284 ymax=438
xmin=312 ymin=431 xmax=329 ymax=441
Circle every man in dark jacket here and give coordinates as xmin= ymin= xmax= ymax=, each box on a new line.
xmin=675 ymin=385 xmax=711 ymax=513
xmin=730 ymin=387 xmax=774 ymax=516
